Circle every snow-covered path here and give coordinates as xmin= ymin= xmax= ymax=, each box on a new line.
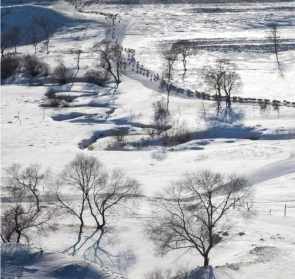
xmin=249 ymin=154 xmax=295 ymax=185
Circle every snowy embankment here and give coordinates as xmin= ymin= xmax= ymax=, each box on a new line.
xmin=1 ymin=243 xmax=125 ymax=279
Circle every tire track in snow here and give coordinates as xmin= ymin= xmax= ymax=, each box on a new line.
xmin=248 ymin=154 xmax=295 ymax=186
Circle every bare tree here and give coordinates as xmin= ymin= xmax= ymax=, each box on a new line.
xmin=222 ymin=64 xmax=241 ymax=110
xmin=30 ymin=25 xmax=40 ymax=54
xmin=173 ymin=43 xmax=192 ymax=74
xmin=203 ymin=60 xmax=225 ymax=114
xmin=1 ymin=164 xmax=50 ymax=243
xmin=75 ymin=49 xmax=82 ymax=72
xmin=98 ymin=41 xmax=123 ymax=87
xmin=152 ymin=98 xmax=171 ymax=136
xmin=1 ymin=27 xmax=20 ymax=57
xmin=8 ymin=27 xmax=20 ymax=54
xmin=268 ymin=23 xmax=281 ymax=71
xmin=69 ymin=49 xmax=83 ymax=88
xmin=203 ymin=60 xmax=241 ymax=115
xmin=1 ymin=31 xmax=9 ymax=57
xmin=147 ymin=170 xmax=250 ymax=267
xmin=56 ymin=154 xmax=140 ymax=254
xmin=33 ymin=16 xmax=53 ymax=54
xmin=73 ymin=0 xmax=81 ymax=9
xmin=161 ymin=48 xmax=178 ymax=110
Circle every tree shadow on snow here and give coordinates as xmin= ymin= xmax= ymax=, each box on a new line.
xmin=1 ymin=4 xmax=97 ymax=47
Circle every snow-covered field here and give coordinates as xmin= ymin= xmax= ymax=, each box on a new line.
xmin=1 ymin=1 xmax=295 ymax=279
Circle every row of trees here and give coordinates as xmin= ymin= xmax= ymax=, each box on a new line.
xmin=160 ymin=45 xmax=241 ymax=117
xmin=1 ymin=41 xmax=124 ymax=91
xmin=1 ymin=154 xmax=251 ymax=267
xmin=1 ymin=16 xmax=54 ymax=57
xmin=1 ymin=155 xmax=139 ymax=253
xmin=160 ymin=22 xmax=283 ymax=115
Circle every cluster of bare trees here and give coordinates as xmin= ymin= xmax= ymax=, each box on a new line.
xmin=1 ymin=156 xmax=251 ymax=269
xmin=1 ymin=164 xmax=52 ymax=243
xmin=203 ymin=59 xmax=241 ymax=117
xmin=152 ymin=98 xmax=171 ymax=136
xmin=160 ymin=44 xmax=193 ymax=111
xmin=172 ymin=43 xmax=192 ymax=74
xmin=160 ymin=48 xmax=242 ymax=122
xmin=56 ymin=154 xmax=140 ymax=254
xmin=1 ymin=27 xmax=20 ymax=56
xmin=157 ymin=23 xmax=284 ymax=123
xmin=1 ymin=155 xmax=139 ymax=254
xmin=1 ymin=16 xmax=54 ymax=57
xmin=32 ymin=16 xmax=53 ymax=55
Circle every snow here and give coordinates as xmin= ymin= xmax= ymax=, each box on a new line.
xmin=1 ymin=243 xmax=122 ymax=279
xmin=1 ymin=1 xmax=295 ymax=279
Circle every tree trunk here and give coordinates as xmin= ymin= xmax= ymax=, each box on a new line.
xmin=16 ymin=231 xmax=21 ymax=243
xmin=203 ymin=255 xmax=209 ymax=267
xmin=166 ymin=90 xmax=170 ymax=111
xmin=183 ymin=59 xmax=187 ymax=72
xmin=226 ymin=94 xmax=231 ymax=109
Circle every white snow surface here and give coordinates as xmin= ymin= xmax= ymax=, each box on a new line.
xmin=1 ymin=243 xmax=125 ymax=279
xmin=1 ymin=1 xmax=295 ymax=279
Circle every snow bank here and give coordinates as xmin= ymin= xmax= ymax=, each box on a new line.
xmin=1 ymin=4 xmax=95 ymax=46
xmin=1 ymin=243 xmax=108 ymax=279
xmin=187 ymin=266 xmax=216 ymax=279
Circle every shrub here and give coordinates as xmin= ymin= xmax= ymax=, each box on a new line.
xmin=51 ymin=62 xmax=73 ymax=85
xmin=87 ymin=145 xmax=95 ymax=151
xmin=44 ymin=88 xmax=56 ymax=99
xmin=1 ymin=55 xmax=21 ymax=80
xmin=22 ymin=55 xmax=49 ymax=77
xmin=40 ymin=98 xmax=61 ymax=108
xmin=259 ymin=101 xmax=269 ymax=112
xmin=152 ymin=99 xmax=170 ymax=135
xmin=42 ymin=88 xmax=71 ymax=108
xmin=42 ymin=87 xmax=75 ymax=108
xmin=106 ymin=128 xmax=129 ymax=150
xmin=84 ymin=69 xmax=108 ymax=86
xmin=151 ymin=148 xmax=167 ymax=161
xmin=161 ymin=121 xmax=192 ymax=146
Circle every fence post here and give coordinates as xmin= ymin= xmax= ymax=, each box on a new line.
xmin=284 ymin=203 xmax=287 ymax=217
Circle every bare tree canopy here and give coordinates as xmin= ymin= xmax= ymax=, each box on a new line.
xmin=33 ymin=16 xmax=54 ymax=54
xmin=1 ymin=27 xmax=21 ymax=57
xmin=97 ymin=41 xmax=123 ymax=87
xmin=267 ymin=23 xmax=284 ymax=76
xmin=172 ymin=42 xmax=192 ymax=73
xmin=56 ymin=154 xmax=140 ymax=254
xmin=161 ymin=47 xmax=178 ymax=111
xmin=203 ymin=59 xmax=241 ymax=116
xmin=1 ymin=164 xmax=51 ymax=243
xmin=152 ymin=98 xmax=171 ymax=136
xmin=147 ymin=170 xmax=250 ymax=267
